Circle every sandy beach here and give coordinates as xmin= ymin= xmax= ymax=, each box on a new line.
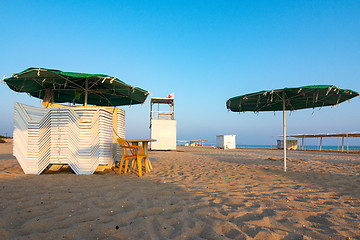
xmin=1 ymin=139 xmax=359 ymax=239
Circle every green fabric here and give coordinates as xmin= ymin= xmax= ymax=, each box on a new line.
xmin=227 ymin=85 xmax=359 ymax=112
xmin=4 ymin=67 xmax=149 ymax=106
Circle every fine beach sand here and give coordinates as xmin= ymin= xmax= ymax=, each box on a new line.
xmin=1 ymin=139 xmax=359 ymax=239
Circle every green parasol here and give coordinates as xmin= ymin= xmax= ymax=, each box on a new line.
xmin=226 ymin=85 xmax=359 ymax=171
xmin=4 ymin=67 xmax=149 ymax=106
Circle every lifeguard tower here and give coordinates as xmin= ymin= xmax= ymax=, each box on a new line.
xmin=150 ymin=97 xmax=177 ymax=150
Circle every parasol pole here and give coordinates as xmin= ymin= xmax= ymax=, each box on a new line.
xmin=283 ymin=92 xmax=287 ymax=172
xmin=84 ymin=78 xmax=88 ymax=107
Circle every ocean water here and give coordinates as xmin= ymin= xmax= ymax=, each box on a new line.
xmin=197 ymin=143 xmax=360 ymax=151
xmin=237 ymin=145 xmax=360 ymax=151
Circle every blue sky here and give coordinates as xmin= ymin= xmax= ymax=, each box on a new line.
xmin=1 ymin=0 xmax=359 ymax=145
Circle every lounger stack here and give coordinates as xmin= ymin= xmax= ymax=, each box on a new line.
xmin=13 ymin=102 xmax=125 ymax=175
xmin=113 ymin=107 xmax=126 ymax=162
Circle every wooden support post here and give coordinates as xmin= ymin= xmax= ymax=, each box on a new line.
xmin=282 ymin=93 xmax=286 ymax=172
xmin=84 ymin=78 xmax=88 ymax=107
xmin=297 ymin=139 xmax=300 ymax=150
xmin=320 ymin=137 xmax=323 ymax=151
xmin=302 ymin=137 xmax=304 ymax=150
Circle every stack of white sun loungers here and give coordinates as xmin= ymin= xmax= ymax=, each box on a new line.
xmin=112 ymin=106 xmax=126 ymax=163
xmin=13 ymin=102 xmax=125 ymax=175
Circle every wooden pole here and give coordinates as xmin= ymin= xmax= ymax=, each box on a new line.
xmin=302 ymin=137 xmax=304 ymax=150
xmin=320 ymin=137 xmax=323 ymax=151
xmin=297 ymin=139 xmax=300 ymax=150
xmin=283 ymin=92 xmax=286 ymax=172
xmin=84 ymin=79 xmax=88 ymax=107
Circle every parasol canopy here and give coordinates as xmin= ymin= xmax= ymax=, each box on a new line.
xmin=226 ymin=85 xmax=359 ymax=172
xmin=4 ymin=67 xmax=150 ymax=106
xmin=226 ymin=85 xmax=359 ymax=112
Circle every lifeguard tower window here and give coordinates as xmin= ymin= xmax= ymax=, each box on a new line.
xmin=150 ymin=98 xmax=174 ymax=120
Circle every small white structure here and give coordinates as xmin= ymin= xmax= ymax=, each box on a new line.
xmin=277 ymin=140 xmax=298 ymax=150
xmin=216 ymin=135 xmax=236 ymax=149
xmin=150 ymin=97 xmax=176 ymax=150
xmin=13 ymin=102 xmax=125 ymax=175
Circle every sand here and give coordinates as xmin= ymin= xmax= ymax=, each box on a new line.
xmin=0 ymin=139 xmax=359 ymax=239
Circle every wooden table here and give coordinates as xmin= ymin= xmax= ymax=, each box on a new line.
xmin=125 ymin=139 xmax=156 ymax=172
xmin=125 ymin=139 xmax=156 ymax=153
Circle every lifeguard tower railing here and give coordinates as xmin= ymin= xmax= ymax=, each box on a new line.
xmin=150 ymin=98 xmax=174 ymax=120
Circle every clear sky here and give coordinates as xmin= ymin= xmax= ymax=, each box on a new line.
xmin=1 ymin=0 xmax=359 ymax=145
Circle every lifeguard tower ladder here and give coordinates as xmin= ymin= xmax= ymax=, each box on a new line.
xmin=150 ymin=97 xmax=177 ymax=150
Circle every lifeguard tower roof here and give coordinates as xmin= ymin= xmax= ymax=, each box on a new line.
xmin=151 ymin=97 xmax=174 ymax=104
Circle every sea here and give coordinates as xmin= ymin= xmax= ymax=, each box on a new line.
xmin=202 ymin=143 xmax=360 ymax=151
xmin=238 ymin=145 xmax=360 ymax=151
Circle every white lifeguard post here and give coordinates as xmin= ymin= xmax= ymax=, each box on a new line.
xmin=150 ymin=97 xmax=177 ymax=150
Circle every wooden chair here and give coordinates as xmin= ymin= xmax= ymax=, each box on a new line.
xmin=116 ymin=138 xmax=148 ymax=177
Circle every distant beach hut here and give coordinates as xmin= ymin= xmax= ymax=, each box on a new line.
xmin=216 ymin=135 xmax=236 ymax=149
xmin=4 ymin=68 xmax=150 ymax=174
xmin=226 ymin=85 xmax=359 ymax=172
xmin=277 ymin=139 xmax=298 ymax=150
